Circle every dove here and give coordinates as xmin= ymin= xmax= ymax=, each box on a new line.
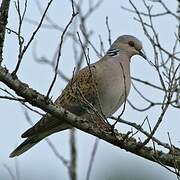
xmin=10 ymin=35 xmax=146 ymax=157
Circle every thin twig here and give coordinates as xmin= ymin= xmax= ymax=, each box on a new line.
xmin=3 ymin=163 xmax=16 ymax=180
xmin=0 ymin=95 xmax=26 ymax=102
xmin=23 ymin=109 xmax=69 ymax=167
xmin=14 ymin=0 xmax=27 ymax=76
xmin=105 ymin=16 xmax=111 ymax=46
xmin=132 ymin=76 xmax=164 ymax=91
xmin=110 ymin=116 xmax=172 ymax=150
xmin=12 ymin=0 xmax=54 ymax=75
xmin=15 ymin=158 xmax=20 ymax=180
xmin=137 ymin=64 xmax=180 ymax=148
xmin=86 ymin=138 xmax=99 ymax=180
xmin=69 ymin=128 xmax=77 ymax=180
xmin=112 ymin=62 xmax=127 ymax=127
xmin=167 ymin=132 xmax=180 ymax=179
xmin=6 ymin=27 xmax=24 ymax=43
xmin=46 ymin=9 xmax=78 ymax=97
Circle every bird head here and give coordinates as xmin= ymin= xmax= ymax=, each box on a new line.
xmin=109 ymin=35 xmax=146 ymax=59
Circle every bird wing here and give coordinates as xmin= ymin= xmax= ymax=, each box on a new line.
xmin=21 ymin=65 xmax=98 ymax=138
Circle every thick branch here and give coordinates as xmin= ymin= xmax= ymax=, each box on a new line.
xmin=0 ymin=0 xmax=11 ymax=64
xmin=0 ymin=65 xmax=180 ymax=170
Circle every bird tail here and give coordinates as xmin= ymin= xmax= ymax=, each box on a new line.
xmin=9 ymin=136 xmax=43 ymax=158
xmin=9 ymin=113 xmax=71 ymax=158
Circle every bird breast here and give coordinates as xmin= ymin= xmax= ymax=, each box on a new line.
xmin=95 ymin=57 xmax=131 ymax=117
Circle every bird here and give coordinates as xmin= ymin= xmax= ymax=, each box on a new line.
xmin=10 ymin=35 xmax=146 ymax=158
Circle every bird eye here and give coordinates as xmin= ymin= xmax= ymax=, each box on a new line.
xmin=128 ymin=41 xmax=135 ymax=47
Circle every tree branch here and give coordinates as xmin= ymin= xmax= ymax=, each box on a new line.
xmin=0 ymin=0 xmax=11 ymax=64
xmin=0 ymin=65 xmax=180 ymax=170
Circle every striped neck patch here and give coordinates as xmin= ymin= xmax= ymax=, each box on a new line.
xmin=106 ymin=48 xmax=120 ymax=57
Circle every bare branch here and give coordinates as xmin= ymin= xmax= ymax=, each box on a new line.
xmin=105 ymin=16 xmax=111 ymax=46
xmin=110 ymin=116 xmax=172 ymax=150
xmin=23 ymin=109 xmax=69 ymax=167
xmin=132 ymin=76 xmax=164 ymax=91
xmin=86 ymin=138 xmax=99 ymax=180
xmin=46 ymin=7 xmax=78 ymax=98
xmin=0 ymin=0 xmax=11 ymax=64
xmin=15 ymin=158 xmax=20 ymax=180
xmin=12 ymin=0 xmax=54 ymax=75
xmin=112 ymin=62 xmax=127 ymax=128
xmin=3 ymin=163 xmax=16 ymax=180
xmin=1 ymin=65 xmax=180 ymax=170
xmin=69 ymin=128 xmax=77 ymax=180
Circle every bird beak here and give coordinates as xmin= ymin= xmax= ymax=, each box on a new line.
xmin=139 ymin=50 xmax=147 ymax=60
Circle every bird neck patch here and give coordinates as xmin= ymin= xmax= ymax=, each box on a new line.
xmin=107 ymin=48 xmax=120 ymax=57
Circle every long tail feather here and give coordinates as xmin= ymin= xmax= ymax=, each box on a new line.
xmin=9 ymin=137 xmax=41 ymax=158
